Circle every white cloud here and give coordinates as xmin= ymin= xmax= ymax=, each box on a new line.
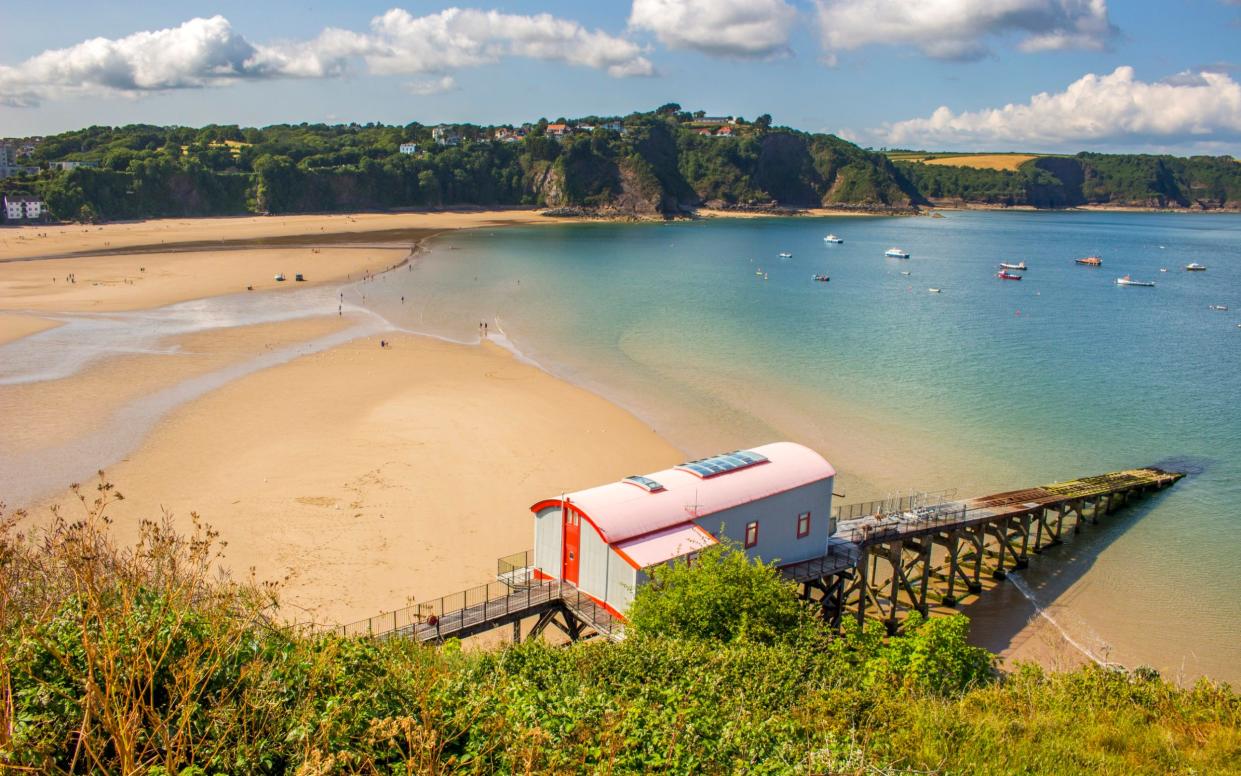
xmin=0 ymin=16 xmax=272 ymax=104
xmin=815 ymin=0 xmax=1116 ymax=63
xmin=880 ymin=66 xmax=1241 ymax=149
xmin=628 ymin=0 xmax=797 ymax=59
xmin=0 ymin=8 xmax=653 ymax=106
xmin=363 ymin=8 xmax=653 ymax=78
xmin=406 ymin=75 xmax=458 ymax=96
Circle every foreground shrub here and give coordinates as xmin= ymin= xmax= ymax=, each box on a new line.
xmin=2 ymin=480 xmax=1236 ymax=774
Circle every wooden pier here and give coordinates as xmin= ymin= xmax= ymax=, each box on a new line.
xmin=340 ymin=467 xmax=1183 ymax=643
xmin=785 ymin=467 xmax=1184 ymax=633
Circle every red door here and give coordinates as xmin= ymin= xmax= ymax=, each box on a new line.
xmin=562 ymin=507 xmax=580 ymax=585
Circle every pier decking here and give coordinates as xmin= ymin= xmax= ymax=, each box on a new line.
xmin=788 ymin=467 xmax=1184 ymax=632
xmin=340 ymin=467 xmax=1183 ymax=642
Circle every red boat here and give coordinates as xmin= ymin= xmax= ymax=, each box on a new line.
xmin=997 ymin=271 xmax=1023 ymax=280
xmin=1076 ymin=256 xmax=1102 ymax=266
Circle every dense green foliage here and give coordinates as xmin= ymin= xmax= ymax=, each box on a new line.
xmin=3 ymin=488 xmax=1237 ymax=774
xmin=896 ymin=153 xmax=1241 ymax=209
xmin=3 ymin=110 xmax=921 ymax=221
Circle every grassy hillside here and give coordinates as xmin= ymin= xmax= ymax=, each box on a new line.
xmin=889 ymin=150 xmax=1241 ymax=209
xmin=3 ymin=485 xmax=1237 ymax=774
xmin=1 ymin=110 xmax=920 ymax=222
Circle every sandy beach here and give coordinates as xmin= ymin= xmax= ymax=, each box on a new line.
xmin=2 ymin=208 xmax=1086 ymax=670
xmin=31 ymin=333 xmax=682 ymax=625
xmin=3 ymin=209 xmax=679 ymax=627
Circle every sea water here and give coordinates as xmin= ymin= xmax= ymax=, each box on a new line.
xmin=366 ymin=211 xmax=1241 ymax=682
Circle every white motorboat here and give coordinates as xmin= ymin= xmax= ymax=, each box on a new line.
xmin=778 ymin=251 xmax=793 ymax=258
xmin=885 ymin=248 xmax=910 ymax=258
xmin=1186 ymin=263 xmax=1207 ymax=271
xmin=274 ymin=273 xmax=286 ymax=281
xmin=823 ymin=234 xmax=844 ymax=243
xmin=1116 ymin=275 xmax=1155 ymax=287
xmin=928 ymin=288 xmax=942 ymax=293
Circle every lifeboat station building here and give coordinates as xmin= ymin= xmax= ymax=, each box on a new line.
xmin=528 ymin=442 xmax=836 ymax=617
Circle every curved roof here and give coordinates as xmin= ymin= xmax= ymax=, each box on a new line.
xmin=530 ymin=442 xmax=835 ymax=544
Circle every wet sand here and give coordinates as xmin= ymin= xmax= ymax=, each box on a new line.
xmin=31 ymin=334 xmax=682 ymax=625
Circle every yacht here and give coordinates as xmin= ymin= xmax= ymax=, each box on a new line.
xmin=823 ymin=234 xmax=844 ymax=244
xmin=778 ymin=251 xmax=793 ymax=259
xmin=1076 ymin=256 xmax=1102 ymax=266
xmin=1186 ymin=263 xmax=1207 ymax=271
xmin=885 ymin=248 xmax=910 ymax=259
xmin=1116 ymin=275 xmax=1155 ymax=287
xmin=999 ymin=262 xmax=1027 ymax=271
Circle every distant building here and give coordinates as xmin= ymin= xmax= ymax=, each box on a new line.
xmin=4 ymin=195 xmax=45 ymax=221
xmin=431 ymin=125 xmax=461 ymax=146
xmin=0 ymin=143 xmax=16 ymax=179
xmin=716 ymin=126 xmax=734 ymax=137
xmin=695 ymin=128 xmax=714 ymax=136
xmin=546 ymin=123 xmax=570 ymax=138
xmin=601 ymin=121 xmax=624 ymax=133
xmin=698 ymin=116 xmax=735 ymax=126
xmin=494 ymin=128 xmax=524 ymax=143
xmin=399 ymin=142 xmax=420 ymax=154
xmin=529 ymin=442 xmax=836 ymax=617
xmin=49 ymin=160 xmax=97 ymax=171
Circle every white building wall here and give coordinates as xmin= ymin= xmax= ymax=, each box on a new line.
xmin=533 ymin=505 xmax=562 ymax=579
xmin=691 ymin=476 xmax=835 ymax=566
xmin=578 ymin=521 xmax=610 ymax=600
xmin=606 ymin=553 xmax=637 ymax=612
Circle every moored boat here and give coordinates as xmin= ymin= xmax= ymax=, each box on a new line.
xmin=999 ymin=262 xmax=1027 ymax=270
xmin=1076 ymin=256 xmax=1102 ymax=266
xmin=1186 ymin=263 xmax=1207 ymax=271
xmin=928 ymin=288 xmax=942 ymax=293
xmin=823 ymin=234 xmax=844 ymax=243
xmin=274 ymin=272 xmax=286 ymax=281
xmin=812 ymin=274 xmax=830 ymax=282
xmin=885 ymin=247 xmax=910 ymax=258
xmin=778 ymin=251 xmax=793 ymax=258
xmin=1116 ymin=275 xmax=1155 ymax=287
xmin=997 ymin=271 xmax=1022 ymax=280
xmin=1209 ymin=305 xmax=1229 ymax=312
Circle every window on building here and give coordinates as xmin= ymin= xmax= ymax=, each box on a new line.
xmin=744 ymin=520 xmax=759 ymax=548
xmin=797 ymin=512 xmax=811 ymax=538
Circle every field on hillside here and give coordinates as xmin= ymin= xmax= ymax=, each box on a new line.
xmin=922 ymin=154 xmax=1039 ymax=171
xmin=885 ymin=151 xmax=1045 ymax=171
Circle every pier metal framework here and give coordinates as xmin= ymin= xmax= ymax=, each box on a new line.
xmin=339 ymin=467 xmax=1183 ymax=643
xmin=785 ymin=468 xmax=1184 ymax=632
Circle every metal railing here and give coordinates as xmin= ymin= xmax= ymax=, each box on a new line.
xmin=560 ymin=585 xmax=622 ymax=638
xmin=338 ymin=576 xmax=559 ymax=639
xmin=497 ymin=549 xmax=535 ymax=589
xmin=832 ymin=489 xmax=958 ymax=522
xmin=834 ymin=501 xmax=970 ymax=545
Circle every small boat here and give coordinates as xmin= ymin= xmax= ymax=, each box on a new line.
xmin=900 ymin=270 xmax=911 ymax=276
xmin=274 ymin=273 xmax=286 ymax=281
xmin=999 ymin=262 xmax=1027 ymax=271
xmin=1076 ymin=256 xmax=1102 ymax=266
xmin=755 ymin=269 xmax=764 ymax=276
xmin=1186 ymin=263 xmax=1207 ymax=271
xmin=778 ymin=252 xmax=793 ymax=258
xmin=295 ymin=273 xmax=305 ymax=282
xmin=997 ymin=271 xmax=1022 ymax=280
xmin=885 ymin=248 xmax=910 ymax=258
xmin=823 ymin=234 xmax=844 ymax=244
xmin=928 ymin=288 xmax=942 ymax=294
xmin=812 ymin=274 xmax=830 ymax=282
xmin=1160 ymin=268 xmax=1168 ymax=272
xmin=1209 ymin=305 xmax=1229 ymax=312
xmin=1116 ymin=275 xmax=1155 ymax=287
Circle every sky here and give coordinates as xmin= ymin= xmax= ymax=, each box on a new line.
xmin=1 ymin=0 xmax=1240 ymax=154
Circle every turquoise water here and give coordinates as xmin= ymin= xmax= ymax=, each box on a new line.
xmin=363 ymin=211 xmax=1241 ymax=682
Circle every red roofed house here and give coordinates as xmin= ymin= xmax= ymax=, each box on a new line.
xmin=529 ymin=442 xmax=837 ymax=617
xmin=717 ymin=126 xmax=734 ymax=137
xmin=546 ymin=123 xmax=570 ymax=138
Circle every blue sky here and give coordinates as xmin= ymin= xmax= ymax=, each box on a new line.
xmin=1 ymin=1 xmax=1239 ymax=154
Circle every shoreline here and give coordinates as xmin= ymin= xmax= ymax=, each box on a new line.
xmin=0 ymin=208 xmax=1192 ymax=680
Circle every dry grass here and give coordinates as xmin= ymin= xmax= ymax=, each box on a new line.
xmin=922 ymin=154 xmax=1039 ymax=171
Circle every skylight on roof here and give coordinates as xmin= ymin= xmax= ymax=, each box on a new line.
xmin=624 ymin=475 xmax=666 ymax=492
xmin=676 ymin=449 xmax=769 ymax=478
